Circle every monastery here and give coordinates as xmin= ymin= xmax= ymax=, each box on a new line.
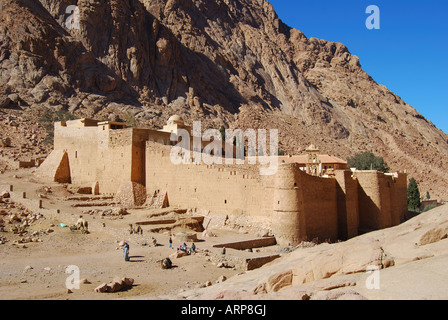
xmin=35 ymin=116 xmax=408 ymax=246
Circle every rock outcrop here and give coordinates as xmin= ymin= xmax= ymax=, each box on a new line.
xmin=169 ymin=204 xmax=448 ymax=300
xmin=94 ymin=277 xmax=135 ymax=293
xmin=0 ymin=0 xmax=447 ymax=198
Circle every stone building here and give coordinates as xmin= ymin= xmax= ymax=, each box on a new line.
xmin=278 ymin=146 xmax=349 ymax=177
xmin=35 ymin=117 xmax=408 ymax=245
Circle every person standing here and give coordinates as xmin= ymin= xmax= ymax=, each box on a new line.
xmin=169 ymin=236 xmax=173 ymax=249
xmin=123 ymin=242 xmax=130 ymax=262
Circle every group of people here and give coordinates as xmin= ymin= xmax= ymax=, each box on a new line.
xmin=177 ymin=241 xmax=196 ymax=254
xmin=169 ymin=236 xmax=197 ymax=254
xmin=129 ymin=224 xmax=143 ymax=235
xmin=122 ymin=236 xmax=198 ymax=262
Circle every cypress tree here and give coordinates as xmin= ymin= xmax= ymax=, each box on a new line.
xmin=407 ymin=178 xmax=421 ymax=212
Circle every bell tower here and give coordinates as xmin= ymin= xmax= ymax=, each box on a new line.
xmin=305 ymin=144 xmax=322 ymax=176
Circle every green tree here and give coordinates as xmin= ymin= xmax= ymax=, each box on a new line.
xmin=347 ymin=152 xmax=390 ymax=173
xmin=407 ymin=177 xmax=421 ymax=212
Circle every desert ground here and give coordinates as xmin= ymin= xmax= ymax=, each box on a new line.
xmin=0 ymin=168 xmax=281 ymax=300
xmin=1 ymin=167 xmax=448 ymax=301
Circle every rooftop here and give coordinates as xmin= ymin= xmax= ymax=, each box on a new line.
xmin=278 ymin=154 xmax=348 ymax=165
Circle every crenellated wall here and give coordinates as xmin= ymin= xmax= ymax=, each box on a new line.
xmin=41 ymin=121 xmax=409 ymax=246
xmin=54 ymin=122 xmax=134 ymax=194
xmin=335 ymin=170 xmax=359 ymax=240
xmin=354 ymin=171 xmax=407 ymax=233
xmin=300 ymin=169 xmax=338 ymax=242
xmin=145 ymin=151 xmax=343 ymax=246
xmin=145 ymin=142 xmax=273 ymax=221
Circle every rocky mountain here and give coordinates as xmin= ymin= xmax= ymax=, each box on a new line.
xmin=0 ymin=0 xmax=447 ymax=199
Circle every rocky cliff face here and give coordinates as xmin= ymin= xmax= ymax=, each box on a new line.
xmin=0 ymin=0 xmax=447 ymax=198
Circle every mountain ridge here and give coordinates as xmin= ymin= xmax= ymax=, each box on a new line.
xmin=0 ymin=0 xmax=447 ymax=199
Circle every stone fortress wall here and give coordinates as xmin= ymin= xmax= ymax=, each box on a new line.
xmin=36 ymin=118 xmax=409 ymax=246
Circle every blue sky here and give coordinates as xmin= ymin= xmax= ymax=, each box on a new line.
xmin=268 ymin=0 xmax=448 ymax=133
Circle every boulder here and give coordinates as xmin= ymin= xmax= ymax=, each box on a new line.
xmin=120 ymin=277 xmax=134 ymax=287
xmin=113 ymin=207 xmax=129 ymax=215
xmin=0 ymin=138 xmax=11 ymax=147
xmin=161 ymin=258 xmax=173 ymax=269
xmin=0 ymin=191 xmax=10 ymax=198
xmin=202 ymin=229 xmax=216 ymax=238
xmin=96 ymin=74 xmax=118 ymax=92
xmin=30 ymin=84 xmax=49 ymax=103
xmin=170 ymin=250 xmax=187 ymax=259
xmin=419 ymin=225 xmax=448 ymax=246
xmin=265 ymin=270 xmax=293 ymax=292
xmin=0 ymin=97 xmax=11 ymax=108
xmin=76 ymin=278 xmax=91 ymax=285
xmin=95 ymin=277 xmax=134 ymax=293
xmin=7 ymin=94 xmax=19 ymax=104
xmin=94 ymin=283 xmax=108 ymax=293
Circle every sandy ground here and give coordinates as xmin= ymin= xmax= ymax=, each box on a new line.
xmin=0 ymin=168 xmax=278 ymax=300
xmin=2 ymin=168 xmax=448 ymax=302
